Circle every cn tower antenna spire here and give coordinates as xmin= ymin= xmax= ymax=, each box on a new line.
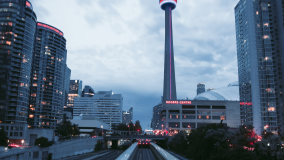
xmin=160 ymin=0 xmax=177 ymax=102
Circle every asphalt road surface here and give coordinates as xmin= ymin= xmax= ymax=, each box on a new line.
xmin=133 ymin=148 xmax=156 ymax=160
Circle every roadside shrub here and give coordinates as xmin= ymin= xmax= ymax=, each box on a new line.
xmin=34 ymin=137 xmax=52 ymax=148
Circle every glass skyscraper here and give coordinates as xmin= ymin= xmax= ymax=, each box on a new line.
xmin=0 ymin=0 xmax=37 ymax=124
xmin=29 ymin=22 xmax=67 ymax=129
xmin=197 ymin=83 xmax=205 ymax=95
xmin=235 ymin=0 xmax=284 ymax=134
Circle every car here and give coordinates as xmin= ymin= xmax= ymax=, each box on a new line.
xmin=138 ymin=140 xmax=150 ymax=146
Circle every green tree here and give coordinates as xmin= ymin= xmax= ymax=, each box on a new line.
xmin=94 ymin=141 xmax=104 ymax=151
xmin=254 ymin=135 xmax=284 ymax=160
xmin=134 ymin=121 xmax=142 ymax=132
xmin=116 ymin=124 xmax=129 ymax=131
xmin=185 ymin=121 xmax=230 ymax=159
xmin=0 ymin=129 xmax=8 ymax=147
xmin=57 ymin=119 xmax=80 ymax=137
xmin=168 ymin=131 xmax=188 ymax=155
xmin=34 ymin=137 xmax=52 ymax=148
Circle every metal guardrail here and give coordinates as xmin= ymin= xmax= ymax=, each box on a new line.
xmin=115 ymin=142 xmax=138 ymax=160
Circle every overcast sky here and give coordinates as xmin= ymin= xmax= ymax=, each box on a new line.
xmin=29 ymin=0 xmax=240 ymax=130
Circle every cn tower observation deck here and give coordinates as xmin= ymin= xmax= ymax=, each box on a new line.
xmin=160 ymin=0 xmax=177 ymax=102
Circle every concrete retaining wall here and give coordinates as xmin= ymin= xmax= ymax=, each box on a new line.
xmin=0 ymin=137 xmax=103 ymax=160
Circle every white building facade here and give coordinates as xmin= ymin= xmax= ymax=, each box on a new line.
xmin=73 ymin=91 xmax=123 ymax=129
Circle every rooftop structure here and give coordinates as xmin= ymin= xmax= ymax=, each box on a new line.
xmin=195 ymin=82 xmax=239 ymax=101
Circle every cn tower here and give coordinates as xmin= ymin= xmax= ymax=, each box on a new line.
xmin=160 ymin=0 xmax=177 ymax=102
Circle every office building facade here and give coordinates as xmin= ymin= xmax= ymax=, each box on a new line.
xmin=197 ymin=83 xmax=205 ymax=95
xmin=151 ymin=103 xmax=165 ymax=130
xmin=73 ymin=91 xmax=123 ymax=130
xmin=235 ymin=0 xmax=284 ymax=134
xmin=67 ymin=79 xmax=82 ymax=108
xmin=64 ymin=65 xmax=71 ymax=108
xmin=0 ymin=0 xmax=37 ymax=125
xmin=122 ymin=107 xmax=133 ymax=126
xmin=162 ymin=100 xmax=241 ymax=135
xmin=29 ymin=22 xmax=67 ymax=129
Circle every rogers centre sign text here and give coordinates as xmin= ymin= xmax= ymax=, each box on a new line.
xmin=166 ymin=101 xmax=191 ymax=104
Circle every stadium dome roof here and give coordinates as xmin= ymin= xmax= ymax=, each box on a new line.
xmin=194 ymin=81 xmax=239 ymax=101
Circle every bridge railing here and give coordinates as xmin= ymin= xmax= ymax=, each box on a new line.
xmin=115 ymin=142 xmax=138 ymax=160
xmin=150 ymin=142 xmax=178 ymax=160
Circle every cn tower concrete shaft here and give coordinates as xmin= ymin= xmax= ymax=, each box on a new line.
xmin=163 ymin=4 xmax=177 ymax=102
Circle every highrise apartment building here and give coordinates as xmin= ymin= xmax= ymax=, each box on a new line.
xmin=64 ymin=65 xmax=71 ymax=108
xmin=197 ymin=83 xmax=205 ymax=95
xmin=122 ymin=107 xmax=133 ymax=126
xmin=151 ymin=103 xmax=164 ymax=130
xmin=0 ymin=0 xmax=37 ymax=124
xmin=235 ymin=0 xmax=284 ymax=134
xmin=28 ymin=22 xmax=67 ymax=129
xmin=67 ymin=79 xmax=82 ymax=108
xmin=73 ymin=91 xmax=122 ymax=130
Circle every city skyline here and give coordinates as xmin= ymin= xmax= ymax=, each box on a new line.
xmin=29 ymin=0 xmax=240 ymax=129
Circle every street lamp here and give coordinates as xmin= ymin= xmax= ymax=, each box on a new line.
xmin=128 ymin=125 xmax=130 ymax=135
xmin=21 ymin=140 xmax=24 ymax=146
xmin=101 ymin=125 xmax=103 ymax=136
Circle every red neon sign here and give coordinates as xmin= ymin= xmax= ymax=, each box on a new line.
xmin=240 ymin=102 xmax=252 ymax=106
xmin=166 ymin=101 xmax=191 ymax=104
xmin=26 ymin=1 xmax=31 ymax=7
xmin=37 ymin=23 xmax=63 ymax=36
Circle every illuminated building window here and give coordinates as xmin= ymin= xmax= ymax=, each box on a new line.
xmin=22 ymin=59 xmax=27 ymax=63
xmin=221 ymin=116 xmax=226 ymax=120
xmin=268 ymin=107 xmax=275 ymax=112
xmin=33 ymin=77 xmax=37 ymax=80
xmin=29 ymin=115 xmax=34 ymax=118
xmin=43 ymin=78 xmax=46 ymax=81
xmin=206 ymin=116 xmax=209 ymax=119
xmin=31 ymin=94 xmax=36 ymax=97
xmin=33 ymin=83 xmax=37 ymax=86
xmin=20 ymin=83 xmax=24 ymax=87
xmin=30 ymin=108 xmax=35 ymax=111
xmin=263 ymin=35 xmax=269 ymax=39
xmin=199 ymin=115 xmax=201 ymax=119
xmin=49 ymin=83 xmax=52 ymax=85
xmin=263 ymin=23 xmax=269 ymax=27
xmin=6 ymin=41 xmax=11 ymax=45
xmin=256 ymin=11 xmax=259 ymax=15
